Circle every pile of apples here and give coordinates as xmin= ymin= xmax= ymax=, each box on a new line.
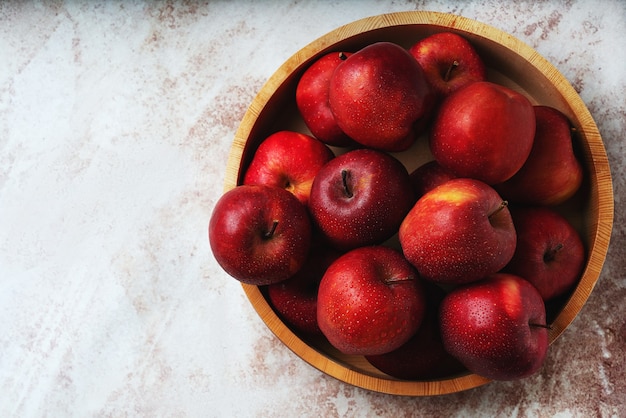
xmin=209 ymin=32 xmax=586 ymax=382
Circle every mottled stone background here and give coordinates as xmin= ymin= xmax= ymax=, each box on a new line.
xmin=1 ymin=1 xmax=624 ymax=417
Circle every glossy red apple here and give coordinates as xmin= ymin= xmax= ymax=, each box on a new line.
xmin=243 ymin=131 xmax=335 ymax=206
xmin=209 ymin=184 xmax=311 ymax=285
xmin=365 ymin=283 xmax=465 ymax=380
xmin=309 ymin=148 xmax=416 ymax=251
xmin=296 ymin=51 xmax=356 ymax=147
xmin=430 ymin=81 xmax=535 ymax=184
xmin=267 ymin=245 xmax=343 ymax=336
xmin=399 ymin=178 xmax=516 ymax=285
xmin=409 ymin=160 xmax=457 ymax=199
xmin=328 ymin=41 xmax=434 ymax=152
xmin=504 ymin=206 xmax=586 ymax=301
xmin=317 ymin=246 xmax=426 ymax=356
xmin=494 ymin=105 xmax=584 ymax=206
xmin=439 ymin=273 xmax=549 ymax=381
xmin=409 ymin=32 xmax=486 ymax=101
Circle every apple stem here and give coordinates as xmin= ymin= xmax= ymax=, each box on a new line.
xmin=444 ymin=60 xmax=460 ymax=82
xmin=338 ymin=52 xmax=348 ymax=61
xmin=384 ymin=275 xmax=414 ymax=285
xmin=341 ymin=169 xmax=353 ymax=198
xmin=264 ymin=220 xmax=279 ymax=239
xmin=488 ymin=200 xmax=508 ymax=219
xmin=544 ymin=243 xmax=564 ymax=263
xmin=530 ymin=323 xmax=552 ymax=330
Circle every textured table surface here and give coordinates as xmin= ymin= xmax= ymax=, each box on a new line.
xmin=1 ymin=1 xmax=625 ymax=417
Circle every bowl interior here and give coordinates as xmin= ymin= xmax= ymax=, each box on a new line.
xmin=224 ymin=11 xmax=614 ymax=396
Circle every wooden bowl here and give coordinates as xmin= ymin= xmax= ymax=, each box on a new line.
xmin=222 ymin=11 xmax=614 ymax=396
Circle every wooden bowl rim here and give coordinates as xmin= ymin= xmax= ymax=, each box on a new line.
xmin=224 ymin=10 xmax=614 ymax=396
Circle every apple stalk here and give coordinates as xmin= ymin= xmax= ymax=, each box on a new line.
xmin=264 ymin=220 xmax=279 ymax=239
xmin=544 ymin=243 xmax=564 ymax=263
xmin=341 ymin=169 xmax=353 ymax=198
xmin=488 ymin=200 xmax=508 ymax=219
xmin=443 ymin=60 xmax=460 ymax=82
xmin=383 ymin=275 xmax=416 ymax=285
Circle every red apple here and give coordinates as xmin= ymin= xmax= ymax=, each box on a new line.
xmin=409 ymin=160 xmax=457 ymax=199
xmin=365 ymin=283 xmax=466 ymax=380
xmin=409 ymin=32 xmax=486 ymax=101
xmin=317 ymin=245 xmax=426 ymax=356
xmin=267 ymin=245 xmax=343 ymax=336
xmin=328 ymin=41 xmax=434 ymax=152
xmin=430 ymin=81 xmax=535 ymax=185
xmin=309 ymin=148 xmax=416 ymax=251
xmin=494 ymin=105 xmax=584 ymax=206
xmin=504 ymin=206 xmax=585 ymax=301
xmin=243 ymin=131 xmax=335 ymax=206
xmin=399 ymin=178 xmax=516 ymax=285
xmin=209 ymin=184 xmax=312 ymax=285
xmin=296 ymin=51 xmax=356 ymax=147
xmin=439 ymin=273 xmax=549 ymax=381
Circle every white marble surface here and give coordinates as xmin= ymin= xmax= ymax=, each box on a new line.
xmin=1 ymin=1 xmax=625 ymax=417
